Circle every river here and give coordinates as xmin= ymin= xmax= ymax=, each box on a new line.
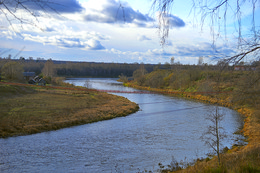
xmin=0 ymin=78 xmax=244 ymax=172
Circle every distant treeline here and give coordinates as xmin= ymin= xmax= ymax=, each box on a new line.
xmin=55 ymin=62 xmax=154 ymax=77
xmin=0 ymin=59 xmax=154 ymax=78
xmin=1 ymin=58 xmax=259 ymax=79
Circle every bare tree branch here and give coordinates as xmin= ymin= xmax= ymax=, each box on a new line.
xmin=151 ymin=0 xmax=260 ymax=63
xmin=0 ymin=0 xmax=64 ymax=31
xmin=151 ymin=0 xmax=174 ymax=45
xmin=116 ymin=1 xmax=126 ymax=23
xmin=227 ymin=46 xmax=260 ymax=64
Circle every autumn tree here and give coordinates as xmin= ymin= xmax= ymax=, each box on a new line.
xmin=42 ymin=59 xmax=55 ymax=78
xmin=232 ymin=67 xmax=260 ymax=107
xmin=1 ymin=61 xmax=24 ymax=80
xmin=200 ymin=107 xmax=227 ymax=165
xmin=144 ymin=70 xmax=167 ymax=88
xmin=133 ymin=63 xmax=147 ymax=85
xmin=119 ymin=73 xmax=128 ymax=83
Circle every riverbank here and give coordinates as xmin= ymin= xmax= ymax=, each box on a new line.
xmin=0 ymin=82 xmax=139 ymax=138
xmin=125 ymin=82 xmax=260 ymax=172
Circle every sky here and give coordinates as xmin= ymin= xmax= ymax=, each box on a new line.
xmin=0 ymin=0 xmax=259 ymax=64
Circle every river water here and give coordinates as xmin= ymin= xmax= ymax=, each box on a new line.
xmin=0 ymin=78 xmax=244 ymax=172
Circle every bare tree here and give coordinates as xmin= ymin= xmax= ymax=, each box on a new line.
xmin=42 ymin=59 xmax=55 ymax=78
xmin=0 ymin=0 xmax=83 ymax=31
xmin=151 ymin=0 xmax=260 ymax=63
xmin=170 ymin=56 xmax=174 ymax=69
xmin=198 ymin=56 xmax=204 ymax=66
xmin=83 ymin=79 xmax=92 ymax=89
xmin=0 ymin=0 xmax=58 ymax=29
xmin=200 ymin=106 xmax=227 ymax=165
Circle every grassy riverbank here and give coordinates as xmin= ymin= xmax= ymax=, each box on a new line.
xmin=127 ymin=83 xmax=260 ymax=172
xmin=124 ymin=68 xmax=260 ymax=172
xmin=0 ymin=82 xmax=139 ymax=138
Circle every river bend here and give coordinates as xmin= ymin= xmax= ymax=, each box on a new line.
xmin=0 ymin=78 xmax=244 ymax=172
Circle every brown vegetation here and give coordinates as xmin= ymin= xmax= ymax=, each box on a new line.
xmin=0 ymin=83 xmax=139 ymax=138
xmin=129 ymin=66 xmax=260 ymax=172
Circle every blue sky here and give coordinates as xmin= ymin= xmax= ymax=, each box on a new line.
xmin=0 ymin=0 xmax=259 ymax=64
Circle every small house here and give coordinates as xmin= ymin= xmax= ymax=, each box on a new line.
xmin=28 ymin=76 xmax=46 ymax=86
xmin=23 ymin=72 xmax=35 ymax=81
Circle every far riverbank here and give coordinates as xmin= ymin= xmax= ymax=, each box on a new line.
xmin=124 ymin=82 xmax=260 ymax=172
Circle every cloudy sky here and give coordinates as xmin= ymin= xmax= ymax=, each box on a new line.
xmin=0 ymin=0 xmax=259 ymax=64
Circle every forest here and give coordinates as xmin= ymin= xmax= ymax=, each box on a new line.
xmin=0 ymin=58 xmax=154 ymax=80
xmin=126 ymin=60 xmax=260 ymax=109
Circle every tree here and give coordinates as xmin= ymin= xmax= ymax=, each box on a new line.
xmin=133 ymin=64 xmax=147 ymax=85
xmin=83 ymin=79 xmax=92 ymax=89
xmin=139 ymin=63 xmax=147 ymax=76
xmin=170 ymin=56 xmax=174 ymax=69
xmin=200 ymin=106 xmax=227 ymax=165
xmin=42 ymin=59 xmax=55 ymax=78
xmin=119 ymin=73 xmax=128 ymax=83
xmin=164 ymin=62 xmax=171 ymax=69
xmin=232 ymin=68 xmax=260 ymax=107
xmin=1 ymin=61 xmax=24 ymax=80
xmin=198 ymin=56 xmax=203 ymax=66
xmin=151 ymin=0 xmax=260 ymax=63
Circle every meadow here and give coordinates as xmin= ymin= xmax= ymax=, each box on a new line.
xmin=0 ymin=83 xmax=139 ymax=138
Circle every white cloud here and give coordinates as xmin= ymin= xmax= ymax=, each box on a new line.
xmin=0 ymin=0 xmax=238 ymax=65
xmin=84 ymin=39 xmax=105 ymax=50
xmin=0 ymin=30 xmax=17 ymax=39
xmin=22 ymin=30 xmax=106 ymax=50
xmin=83 ymin=0 xmax=154 ymax=27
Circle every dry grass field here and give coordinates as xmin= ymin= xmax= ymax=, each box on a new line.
xmin=0 ymin=83 xmax=139 ymax=138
